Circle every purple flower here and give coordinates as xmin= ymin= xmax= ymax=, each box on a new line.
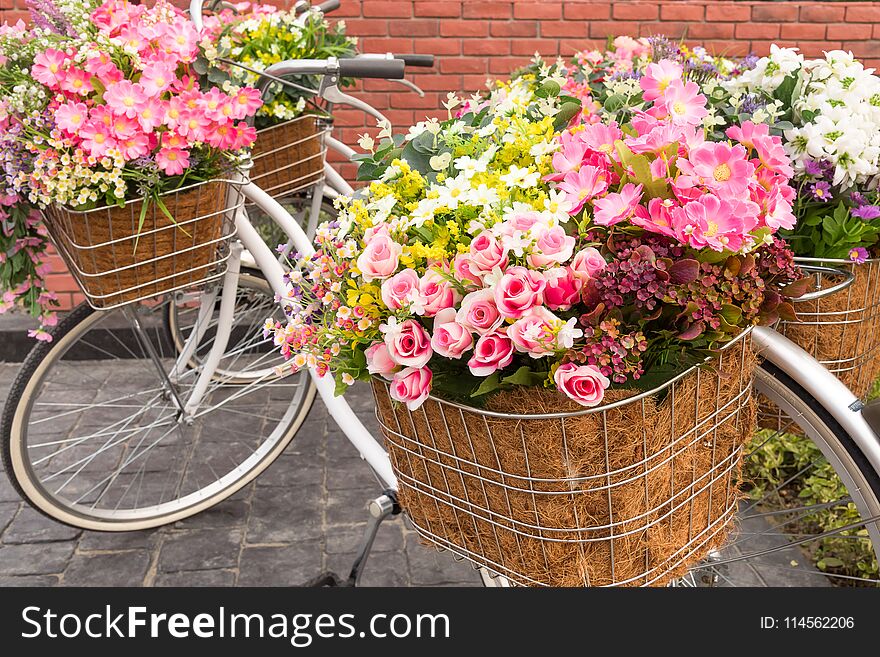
xmin=850 ymin=192 xmax=870 ymax=207
xmin=852 ymin=205 xmax=880 ymax=220
xmin=849 ymin=247 xmax=870 ymax=264
xmin=803 ymin=159 xmax=833 ymax=178
xmin=809 ymin=181 xmax=832 ymax=201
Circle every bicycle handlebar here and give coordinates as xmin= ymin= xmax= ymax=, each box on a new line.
xmin=393 ymin=54 xmax=435 ymax=68
xmin=315 ymin=0 xmax=341 ymax=14
xmin=338 ymin=57 xmax=405 ymax=79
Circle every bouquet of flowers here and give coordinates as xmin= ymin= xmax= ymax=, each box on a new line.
xmin=725 ymin=47 xmax=880 ymax=261
xmin=0 ymin=0 xmax=263 ymax=334
xmin=202 ymin=2 xmax=357 ymax=128
xmin=268 ymin=62 xmax=804 ymax=410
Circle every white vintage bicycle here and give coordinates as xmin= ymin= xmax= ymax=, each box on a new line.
xmin=2 ymin=4 xmax=880 ymax=588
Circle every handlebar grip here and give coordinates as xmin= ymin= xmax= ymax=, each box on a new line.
xmin=293 ymin=1 xmax=310 ymax=15
xmin=394 ymin=54 xmax=435 ymax=68
xmin=315 ymin=0 xmax=341 ymax=13
xmin=338 ymin=57 xmax=405 ymax=79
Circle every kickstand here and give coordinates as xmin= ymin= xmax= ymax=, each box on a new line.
xmin=303 ymin=491 xmax=400 ymax=587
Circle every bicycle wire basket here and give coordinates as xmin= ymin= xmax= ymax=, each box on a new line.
xmin=373 ymin=329 xmax=757 ymax=587
xmin=248 ymin=113 xmax=331 ymax=202
xmin=43 ymin=178 xmax=243 ymax=310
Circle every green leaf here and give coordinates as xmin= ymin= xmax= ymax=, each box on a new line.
xmin=719 ymin=304 xmax=742 ymax=326
xmin=534 ymin=80 xmax=561 ymax=99
xmin=501 ymin=366 xmax=547 ymax=387
xmin=553 ymin=101 xmax=581 ymax=131
xmin=470 ymin=372 xmax=501 ymax=398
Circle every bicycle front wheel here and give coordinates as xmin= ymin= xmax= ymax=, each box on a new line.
xmin=1 ymin=297 xmax=315 ymax=531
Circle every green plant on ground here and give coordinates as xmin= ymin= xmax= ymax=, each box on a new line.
xmin=745 ymin=429 xmax=878 ymax=584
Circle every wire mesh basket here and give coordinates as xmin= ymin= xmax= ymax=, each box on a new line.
xmin=373 ymin=329 xmax=756 ymax=587
xmin=43 ymin=179 xmax=242 ymax=310
xmin=776 ymin=259 xmax=880 ymax=398
xmin=249 ymin=114 xmax=330 ymax=201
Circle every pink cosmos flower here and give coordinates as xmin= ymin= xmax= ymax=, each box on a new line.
xmin=672 ymin=194 xmax=748 ymax=252
xmin=85 ymin=52 xmax=123 ymax=85
xmin=161 ymin=130 xmax=189 ymax=150
xmin=89 ymin=105 xmax=115 ymax=130
xmin=199 ymin=88 xmax=233 ymax=122
xmin=640 ymin=59 xmax=683 ymax=102
xmin=59 ymin=68 xmax=93 ymax=96
xmin=658 ymin=79 xmax=708 ymax=127
xmin=625 ymin=122 xmax=683 ymax=156
xmin=593 ymin=183 xmax=643 ymax=226
xmin=632 ymin=198 xmax=678 ymax=238
xmin=430 ymin=308 xmax=474 ymax=359
xmin=508 ymin=307 xmax=561 ymax=358
xmin=366 ymin=342 xmax=398 ymax=379
xmin=728 ymin=122 xmax=794 ymax=177
xmin=468 ymin=231 xmax=509 ymax=275
xmin=54 ymin=102 xmax=88 ymax=134
xmin=558 ymin=165 xmax=609 ymax=215
xmin=116 ymin=25 xmax=151 ymax=53
xmin=548 ymin=131 xmax=589 ymax=181
xmin=494 ymin=266 xmax=546 ymax=319
xmin=203 ymin=121 xmax=238 ymax=150
xmin=389 ymin=366 xmax=433 ymax=411
xmin=140 ymin=61 xmax=176 ymax=96
xmin=108 ymin=114 xmax=140 ymax=139
xmin=230 ymin=87 xmax=263 ymax=120
xmin=468 ymin=331 xmax=515 ymax=377
xmin=231 ymin=122 xmax=258 ymax=150
xmin=578 ymin=122 xmax=623 ymax=158
xmin=383 ymin=319 xmax=433 ymax=368
xmin=157 ymin=21 xmax=199 ymax=61
xmin=164 ymin=97 xmax=187 ymax=130
xmin=79 ymin=121 xmax=117 ymax=158
xmin=682 ymin=142 xmax=755 ymax=199
xmin=527 ymin=225 xmax=576 ymax=268
xmin=104 ymin=81 xmax=148 ymax=119
xmin=117 ymin=132 xmax=151 ymax=160
xmin=136 ymin=98 xmax=166 ymax=132
xmin=155 ymin=148 xmax=190 ymax=176
xmin=543 ymin=267 xmax=582 ymax=310
xmin=456 ymin=289 xmax=504 ymax=335
xmin=31 ymin=49 xmax=68 ymax=89
xmin=380 ymin=269 xmax=421 ymax=311
xmin=554 ymin=362 xmax=610 ymax=407
xmin=761 ymin=188 xmax=797 ymax=231
xmin=176 ymin=110 xmax=211 ymax=142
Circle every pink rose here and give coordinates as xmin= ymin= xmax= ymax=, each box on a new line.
xmin=383 ymin=318 xmax=433 ymax=368
xmin=431 ymin=308 xmax=474 ymax=359
xmin=420 ymin=269 xmax=462 ymax=317
xmin=570 ymin=247 xmax=606 ymax=281
xmin=365 ymin=342 xmax=398 ymax=379
xmin=456 ymin=289 xmax=504 ymax=335
xmin=508 ymin=307 xmax=559 ymax=358
xmin=381 ymin=269 xmax=421 ymax=311
xmin=469 ymin=231 xmax=509 ymax=275
xmin=357 ymin=233 xmax=402 ymax=282
xmin=543 ymin=267 xmax=582 ymax=310
xmin=494 ymin=266 xmax=546 ymax=319
xmin=501 ymin=211 xmax=542 ymax=234
xmin=390 ymin=366 xmax=433 ymax=410
xmin=453 ymin=253 xmax=482 ymax=287
xmin=468 ymin=331 xmax=515 ymax=377
xmin=527 ymin=225 xmax=576 ymax=268
xmin=554 ymin=362 xmax=610 ymax=407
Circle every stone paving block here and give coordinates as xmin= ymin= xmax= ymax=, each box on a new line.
xmin=174 ymin=498 xmax=251 ymax=530
xmin=404 ymin=533 xmax=482 ymax=586
xmin=158 ymin=528 xmax=243 ymax=572
xmin=154 ymin=569 xmax=237 ymax=587
xmin=255 ymin=452 xmax=324 ymax=488
xmin=325 ymin=486 xmax=382 ymax=526
xmin=0 ymin=502 xmax=19 ymax=534
xmin=0 ymin=542 xmax=76 ymax=576
xmin=0 ymin=474 xmax=21 ymax=503
xmin=0 ymin=575 xmax=60 ymax=587
xmin=247 ymin=485 xmax=323 ymax=544
xmin=78 ymin=529 xmax=159 ymax=552
xmin=1 ymin=506 xmax=81 ymax=544
xmin=237 ymin=542 xmax=323 ymax=586
xmin=61 ymin=550 xmax=151 ymax=587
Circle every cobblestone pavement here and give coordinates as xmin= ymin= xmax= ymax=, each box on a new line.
xmin=0 ymin=363 xmax=481 ymax=587
xmin=0 ymin=360 xmax=829 ymax=588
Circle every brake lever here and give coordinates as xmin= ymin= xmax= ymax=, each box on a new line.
xmin=319 ymin=75 xmax=390 ymax=125
xmin=390 ymin=78 xmax=424 ymax=97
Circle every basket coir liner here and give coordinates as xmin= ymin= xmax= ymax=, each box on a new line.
xmin=44 ymin=180 xmax=230 ymax=308
xmin=373 ymin=337 xmax=758 ymax=587
xmin=250 ymin=115 xmax=325 ymax=198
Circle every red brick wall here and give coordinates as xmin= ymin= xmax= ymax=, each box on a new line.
xmin=2 ymin=0 xmax=879 ymax=308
